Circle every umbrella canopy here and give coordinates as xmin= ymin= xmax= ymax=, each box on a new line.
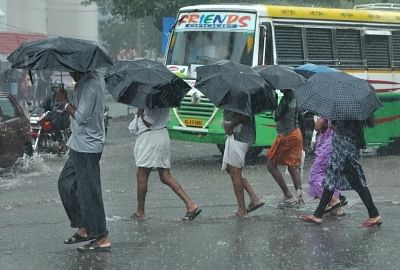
xmin=105 ymin=59 xmax=190 ymax=109
xmin=293 ymin=72 xmax=382 ymax=120
xmin=195 ymin=60 xmax=276 ymax=116
xmin=253 ymin=65 xmax=305 ymax=90
xmin=294 ymin=63 xmax=338 ymax=78
xmin=7 ymin=37 xmax=113 ymax=72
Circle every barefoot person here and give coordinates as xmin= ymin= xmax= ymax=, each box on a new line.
xmin=57 ymin=71 xmax=111 ymax=252
xmin=308 ymin=116 xmax=347 ymax=217
xmin=300 ymin=118 xmax=382 ymax=227
xmin=222 ymin=110 xmax=264 ymax=217
xmin=133 ymin=107 xmax=201 ymax=221
xmin=266 ymin=89 xmax=304 ymax=206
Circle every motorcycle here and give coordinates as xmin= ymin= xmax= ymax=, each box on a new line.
xmin=29 ymin=106 xmax=71 ymax=155
xmin=104 ymin=105 xmax=112 ymax=137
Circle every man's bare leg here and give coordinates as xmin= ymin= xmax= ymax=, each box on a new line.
xmin=136 ymin=167 xmax=151 ymax=218
xmin=227 ymin=165 xmax=247 ymax=216
xmin=287 ymin=165 xmax=304 ymax=205
xmin=242 ymin=178 xmax=263 ymax=206
xmin=157 ymin=168 xmax=198 ymax=212
xmin=267 ymin=160 xmax=293 ymax=199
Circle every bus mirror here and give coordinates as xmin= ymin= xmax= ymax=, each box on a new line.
xmin=246 ymin=36 xmax=254 ymax=54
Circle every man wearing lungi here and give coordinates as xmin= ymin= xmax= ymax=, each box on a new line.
xmin=222 ymin=110 xmax=265 ymax=217
xmin=133 ymin=108 xmax=201 ymax=221
xmin=267 ymin=89 xmax=304 ymax=207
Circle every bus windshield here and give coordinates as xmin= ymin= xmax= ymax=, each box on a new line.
xmin=166 ymin=31 xmax=254 ymax=69
xmin=165 ymin=11 xmax=257 ymax=79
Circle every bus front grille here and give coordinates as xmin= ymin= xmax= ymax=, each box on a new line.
xmin=176 ymin=95 xmax=215 ymax=118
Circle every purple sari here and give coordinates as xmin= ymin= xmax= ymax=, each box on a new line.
xmin=308 ymin=127 xmax=340 ymax=199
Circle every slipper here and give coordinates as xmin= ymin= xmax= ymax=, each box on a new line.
xmin=247 ymin=201 xmax=265 ymax=213
xmin=278 ymin=197 xmax=297 ymax=208
xmin=77 ymin=240 xmax=111 ymax=252
xmin=329 ymin=209 xmax=346 ymax=217
xmin=299 ymin=215 xmax=322 ymax=225
xmin=340 ymin=195 xmax=348 ymax=207
xmin=324 ymin=202 xmax=341 ymax=213
xmin=64 ymin=232 xmax=89 ymax=245
xmin=182 ymin=207 xmax=202 ymax=221
xmin=130 ymin=213 xmax=144 ymax=220
xmin=361 ymin=216 xmax=382 ymax=228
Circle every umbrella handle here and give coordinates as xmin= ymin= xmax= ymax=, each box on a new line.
xmin=29 ymin=70 xmax=34 ymax=85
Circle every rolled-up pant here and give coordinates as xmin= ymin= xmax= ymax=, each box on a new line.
xmin=58 ymin=149 xmax=108 ymax=239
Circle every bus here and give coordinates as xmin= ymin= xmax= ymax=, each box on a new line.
xmin=165 ymin=3 xmax=400 ymax=157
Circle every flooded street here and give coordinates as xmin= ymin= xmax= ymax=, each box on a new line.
xmin=1 ymin=103 xmax=399 ymax=270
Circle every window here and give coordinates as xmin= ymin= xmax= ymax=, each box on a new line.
xmin=0 ymin=97 xmax=17 ymax=120
xmin=274 ymin=26 xmax=304 ymax=65
xmin=336 ymin=29 xmax=363 ymax=67
xmin=393 ymin=31 xmax=400 ymax=67
xmin=365 ymin=34 xmax=390 ymax=68
xmin=306 ymin=28 xmax=334 ymax=65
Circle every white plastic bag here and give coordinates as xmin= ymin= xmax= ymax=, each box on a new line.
xmin=128 ymin=114 xmax=139 ymax=136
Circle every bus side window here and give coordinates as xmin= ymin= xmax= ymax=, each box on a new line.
xmin=258 ymin=23 xmax=273 ymax=65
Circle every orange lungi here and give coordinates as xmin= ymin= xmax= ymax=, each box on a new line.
xmin=267 ymin=128 xmax=303 ymax=167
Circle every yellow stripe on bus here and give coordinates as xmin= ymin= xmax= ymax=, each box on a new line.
xmin=265 ymin=6 xmax=400 ymax=24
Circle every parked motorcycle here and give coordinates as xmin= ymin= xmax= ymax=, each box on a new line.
xmin=104 ymin=105 xmax=112 ymax=137
xmin=29 ymin=107 xmax=71 ymax=155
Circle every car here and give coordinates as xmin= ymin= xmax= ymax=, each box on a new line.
xmin=0 ymin=92 xmax=32 ymax=168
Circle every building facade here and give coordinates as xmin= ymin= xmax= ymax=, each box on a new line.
xmin=0 ymin=0 xmax=98 ymax=55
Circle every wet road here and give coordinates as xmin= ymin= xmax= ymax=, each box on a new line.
xmin=1 ymin=102 xmax=399 ymax=270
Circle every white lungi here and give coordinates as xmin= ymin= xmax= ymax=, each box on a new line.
xmin=221 ymin=135 xmax=249 ymax=171
xmin=134 ymin=128 xmax=170 ymax=168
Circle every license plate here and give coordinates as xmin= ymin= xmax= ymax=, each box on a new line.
xmin=184 ymin=118 xmax=203 ymax=127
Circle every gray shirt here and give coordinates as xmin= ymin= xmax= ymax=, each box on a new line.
xmin=67 ymin=71 xmax=105 ymax=153
xmin=223 ymin=110 xmax=255 ymax=145
xmin=275 ymin=96 xmax=298 ymax=135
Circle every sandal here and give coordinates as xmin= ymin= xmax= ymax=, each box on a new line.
xmin=299 ymin=215 xmax=322 ymax=225
xmin=130 ymin=213 xmax=144 ymax=220
xmin=329 ymin=207 xmax=346 ymax=217
xmin=77 ymin=240 xmax=111 ymax=252
xmin=247 ymin=201 xmax=265 ymax=213
xmin=340 ymin=195 xmax=348 ymax=207
xmin=64 ymin=232 xmax=89 ymax=244
xmin=278 ymin=197 xmax=297 ymax=208
xmin=361 ymin=216 xmax=382 ymax=227
xmin=324 ymin=202 xmax=341 ymax=214
xmin=182 ymin=207 xmax=202 ymax=221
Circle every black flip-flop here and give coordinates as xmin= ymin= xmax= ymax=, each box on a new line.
xmin=324 ymin=202 xmax=341 ymax=213
xmin=182 ymin=207 xmax=202 ymax=221
xmin=247 ymin=202 xmax=265 ymax=213
xmin=64 ymin=232 xmax=89 ymax=244
xmin=77 ymin=240 xmax=111 ymax=252
xmin=340 ymin=195 xmax=348 ymax=207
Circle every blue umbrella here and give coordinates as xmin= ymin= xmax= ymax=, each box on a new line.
xmin=294 ymin=63 xmax=338 ymax=78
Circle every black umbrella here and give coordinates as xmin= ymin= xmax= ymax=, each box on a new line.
xmin=195 ymin=60 xmax=276 ymax=116
xmin=105 ymin=59 xmax=191 ymax=109
xmin=253 ymin=65 xmax=305 ymax=89
xmin=293 ymin=72 xmax=382 ymax=120
xmin=7 ymin=37 xmax=113 ymax=72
